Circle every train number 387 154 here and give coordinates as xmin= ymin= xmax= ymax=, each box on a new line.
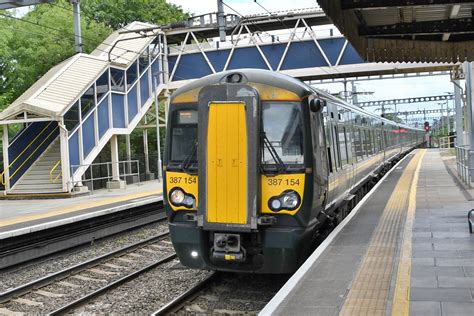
xmin=267 ymin=178 xmax=300 ymax=186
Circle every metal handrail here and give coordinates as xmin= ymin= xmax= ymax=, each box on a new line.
xmin=0 ymin=123 xmax=58 ymax=185
xmin=50 ymin=159 xmax=62 ymax=183
xmin=69 ymin=160 xmax=141 ymax=194
xmin=455 ymin=146 xmax=472 ymax=189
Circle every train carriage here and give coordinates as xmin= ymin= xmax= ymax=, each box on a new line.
xmin=164 ymin=69 xmax=424 ymax=273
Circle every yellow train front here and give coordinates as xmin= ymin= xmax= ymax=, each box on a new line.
xmin=164 ymin=69 xmax=326 ymax=273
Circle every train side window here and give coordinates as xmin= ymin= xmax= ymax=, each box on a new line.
xmin=359 ymin=128 xmax=367 ymax=158
xmin=339 ymin=125 xmax=349 ymax=166
xmin=354 ymin=128 xmax=363 ymax=159
xmin=364 ymin=129 xmax=370 ymax=155
xmin=370 ymin=130 xmax=376 ymax=155
xmin=346 ymin=126 xmax=354 ymax=164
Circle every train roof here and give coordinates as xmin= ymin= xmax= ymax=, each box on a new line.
xmin=172 ymin=68 xmax=312 ymax=100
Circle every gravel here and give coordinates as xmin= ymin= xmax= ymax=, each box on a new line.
xmin=0 ymin=221 xmax=169 ymax=292
xmin=0 ymin=234 xmax=175 ymax=314
xmin=182 ymin=273 xmax=290 ymax=314
xmin=71 ymin=260 xmax=212 ymax=315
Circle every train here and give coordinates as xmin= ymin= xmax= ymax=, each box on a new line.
xmin=163 ymin=69 xmax=425 ymax=273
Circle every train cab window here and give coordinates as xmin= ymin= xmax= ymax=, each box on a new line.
xmin=169 ymin=110 xmax=198 ymax=164
xmin=262 ymin=102 xmax=304 ymax=168
xmin=262 ymin=102 xmax=304 ymax=167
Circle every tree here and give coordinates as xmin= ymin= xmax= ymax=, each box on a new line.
xmin=0 ymin=0 xmax=188 ymax=112
xmin=0 ymin=2 xmax=112 ymax=111
xmin=81 ymin=0 xmax=188 ymax=30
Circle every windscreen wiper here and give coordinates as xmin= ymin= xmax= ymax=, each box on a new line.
xmin=261 ymin=132 xmax=287 ymax=174
xmin=182 ymin=141 xmax=198 ymax=174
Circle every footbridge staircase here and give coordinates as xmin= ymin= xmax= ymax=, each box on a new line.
xmin=0 ymin=22 xmax=168 ymax=195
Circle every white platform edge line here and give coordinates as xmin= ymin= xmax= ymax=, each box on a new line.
xmin=259 ymin=152 xmax=415 ymax=316
xmin=0 ymin=194 xmax=163 ymax=239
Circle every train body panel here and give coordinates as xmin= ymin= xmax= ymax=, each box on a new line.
xmin=164 ymin=69 xmax=425 ymax=273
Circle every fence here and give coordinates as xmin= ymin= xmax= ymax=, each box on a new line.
xmin=70 ymin=160 xmax=140 ymax=194
xmin=439 ymin=136 xmax=455 ymax=149
xmin=455 ymin=146 xmax=472 ymax=188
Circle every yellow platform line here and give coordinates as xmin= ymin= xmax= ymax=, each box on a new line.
xmin=0 ymin=189 xmax=163 ymax=228
xmin=392 ymin=150 xmax=425 ymax=316
xmin=339 ymin=149 xmax=426 ymax=316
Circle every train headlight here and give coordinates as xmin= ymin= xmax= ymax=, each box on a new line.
xmin=170 ymin=188 xmax=185 ymax=205
xmin=281 ymin=191 xmax=299 ymax=209
xmin=268 ymin=190 xmax=301 ymax=212
xmin=270 ymin=199 xmax=282 ymax=210
xmin=169 ymin=188 xmax=195 ymax=208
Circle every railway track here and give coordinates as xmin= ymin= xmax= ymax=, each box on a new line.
xmin=0 ymin=200 xmax=165 ymax=269
xmin=0 ymin=231 xmax=176 ymax=315
xmin=152 ymin=272 xmax=289 ymax=315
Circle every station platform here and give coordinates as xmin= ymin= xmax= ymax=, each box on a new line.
xmin=262 ymin=149 xmax=474 ymax=316
xmin=0 ymin=180 xmax=163 ymax=239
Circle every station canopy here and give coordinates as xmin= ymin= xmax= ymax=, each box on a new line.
xmin=317 ymin=1 xmax=474 ymax=62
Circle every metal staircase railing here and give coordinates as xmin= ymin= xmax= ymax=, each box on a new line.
xmin=50 ymin=159 xmax=62 ymax=183
xmin=66 ymin=33 xmax=168 ymax=188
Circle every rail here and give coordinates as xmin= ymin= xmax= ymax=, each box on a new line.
xmin=50 ymin=159 xmax=62 ymax=183
xmin=69 ymin=160 xmax=140 ymax=194
xmin=0 ymin=122 xmax=56 ymax=185
xmin=455 ymin=146 xmax=472 ymax=189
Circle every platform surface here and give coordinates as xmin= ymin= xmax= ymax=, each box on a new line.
xmin=262 ymin=149 xmax=474 ymax=316
xmin=0 ymin=180 xmax=163 ymax=238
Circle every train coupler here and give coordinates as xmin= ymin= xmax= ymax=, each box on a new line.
xmin=211 ymin=233 xmax=246 ymax=263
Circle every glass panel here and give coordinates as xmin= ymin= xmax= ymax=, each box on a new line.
xmin=151 ymin=59 xmax=159 ymax=86
xmin=262 ymin=102 xmax=304 ymax=165
xmin=64 ymin=101 xmax=80 ymax=131
xmin=69 ymin=131 xmax=80 ymax=174
xmin=112 ymin=94 xmax=126 ymax=128
xmin=81 ymin=85 xmax=95 ymax=119
xmin=139 ymin=47 xmax=150 ymax=74
xmin=110 ymin=68 xmax=125 ymax=92
xmin=127 ymin=85 xmax=138 ymax=123
xmin=126 ymin=61 xmax=138 ymax=89
xmin=96 ymin=71 xmax=109 ymax=102
xmin=83 ymin=111 xmax=96 ymax=158
xmin=140 ymin=73 xmax=149 ymax=106
xmin=97 ymin=97 xmax=109 ymax=139
xmin=170 ymin=110 xmax=198 ymax=162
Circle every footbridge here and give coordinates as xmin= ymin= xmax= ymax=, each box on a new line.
xmin=0 ymin=8 xmax=456 ymax=196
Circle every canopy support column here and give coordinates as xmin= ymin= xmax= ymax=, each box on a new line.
xmin=107 ymin=135 xmax=125 ymax=189
xmin=59 ymin=122 xmax=71 ymax=192
xmin=454 ymin=80 xmax=464 ymax=146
